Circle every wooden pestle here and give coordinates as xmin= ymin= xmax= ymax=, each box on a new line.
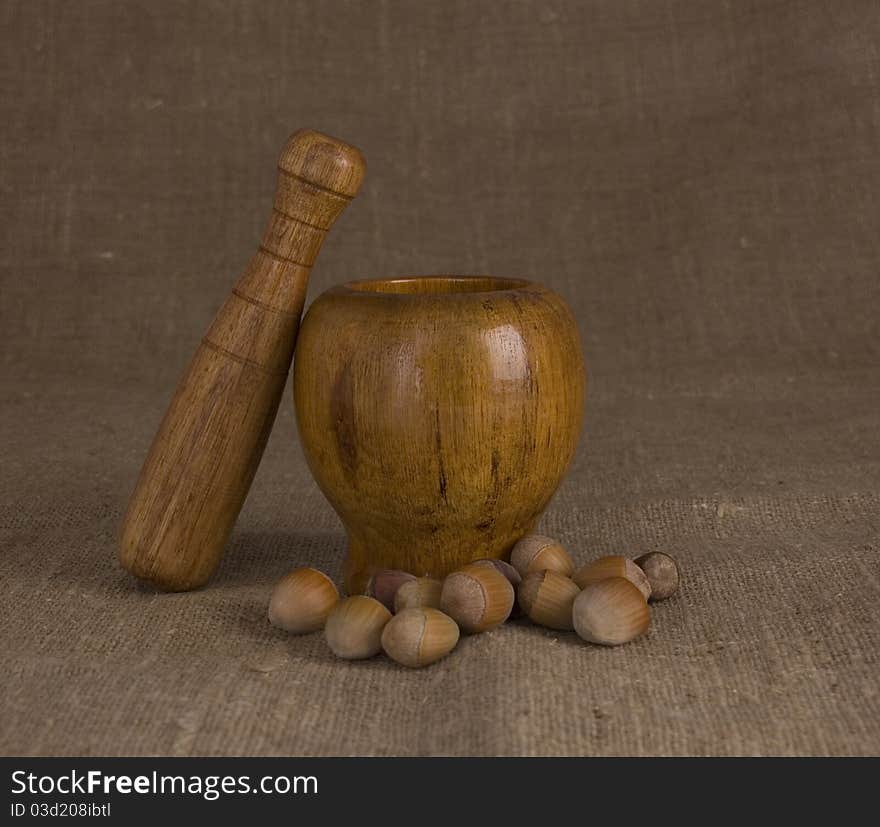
xmin=120 ymin=129 xmax=366 ymax=591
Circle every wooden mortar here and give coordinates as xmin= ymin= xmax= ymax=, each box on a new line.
xmin=293 ymin=276 xmax=585 ymax=593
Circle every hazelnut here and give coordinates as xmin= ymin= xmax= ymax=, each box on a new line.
xmin=634 ymin=552 xmax=680 ymax=601
xmin=440 ymin=563 xmax=514 ymax=633
xmin=509 ymin=534 xmax=574 ymax=578
xmin=393 ymin=577 xmax=443 ymax=612
xmin=381 ymin=608 xmax=460 ymax=668
xmin=517 ymin=570 xmax=580 ymax=630
xmin=365 ymin=569 xmax=417 ymax=612
xmin=470 ymin=558 xmax=523 ymax=618
xmin=324 ymin=596 xmax=391 ymax=659
xmin=573 ymin=578 xmax=650 ymax=646
xmin=572 ymin=555 xmax=652 ymax=601
xmin=268 ymin=567 xmax=339 ymax=634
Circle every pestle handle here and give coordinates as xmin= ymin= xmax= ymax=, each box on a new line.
xmin=119 ymin=129 xmax=366 ymax=591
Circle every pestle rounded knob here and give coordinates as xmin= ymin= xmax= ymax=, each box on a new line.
xmin=278 ymin=128 xmax=367 ymax=198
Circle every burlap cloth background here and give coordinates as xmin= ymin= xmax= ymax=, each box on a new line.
xmin=2 ymin=0 xmax=878 ymax=756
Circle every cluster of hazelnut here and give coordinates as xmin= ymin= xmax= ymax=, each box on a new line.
xmin=267 ymin=534 xmax=680 ymax=669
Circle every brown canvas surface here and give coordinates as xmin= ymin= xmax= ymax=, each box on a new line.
xmin=1 ymin=0 xmax=878 ymax=756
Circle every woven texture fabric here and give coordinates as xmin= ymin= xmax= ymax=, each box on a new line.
xmin=1 ymin=0 xmax=878 ymax=756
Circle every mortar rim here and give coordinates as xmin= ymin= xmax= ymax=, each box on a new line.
xmin=334 ymin=275 xmax=539 ymax=298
